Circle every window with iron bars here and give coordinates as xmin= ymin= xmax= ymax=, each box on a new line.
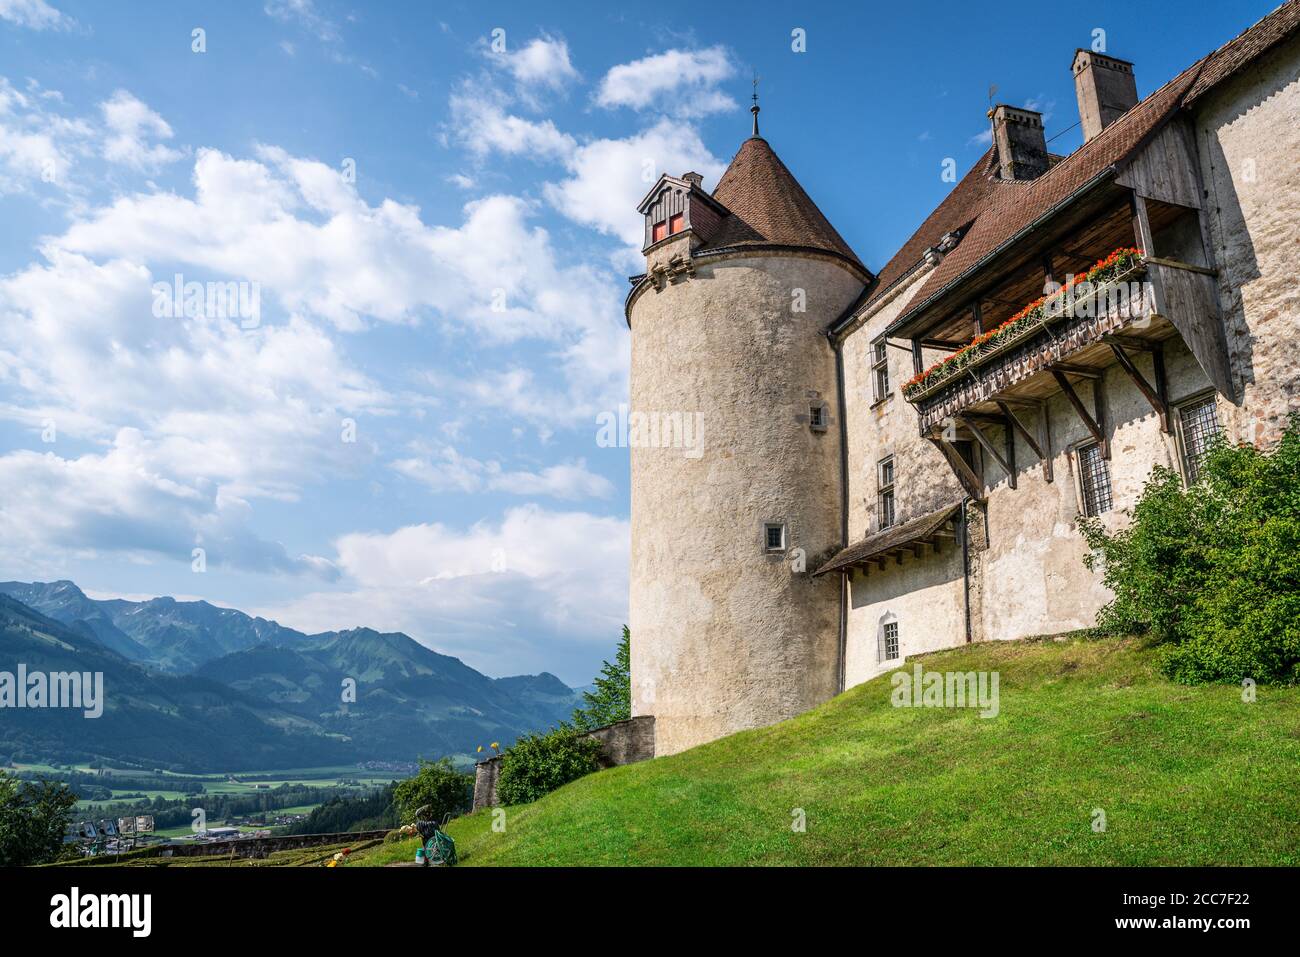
xmin=1178 ymin=395 xmax=1220 ymax=485
xmin=1077 ymin=442 xmax=1112 ymax=517
xmin=879 ymin=620 xmax=899 ymax=662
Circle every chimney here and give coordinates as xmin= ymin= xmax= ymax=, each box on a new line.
xmin=989 ymin=105 xmax=1050 ymax=181
xmin=1072 ymin=50 xmax=1138 ymax=142
xmin=681 ymin=171 xmax=704 ymax=189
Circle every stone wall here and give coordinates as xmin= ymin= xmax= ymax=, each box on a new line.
xmin=628 ymin=250 xmax=865 ymax=755
xmin=471 ymin=716 xmax=656 ymax=810
xmin=1194 ymin=29 xmax=1300 ymax=446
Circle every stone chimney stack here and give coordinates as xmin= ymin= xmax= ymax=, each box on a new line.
xmin=1072 ymin=50 xmax=1138 ymax=142
xmin=681 ymin=171 xmax=704 ymax=188
xmin=989 ymin=105 xmax=1050 ymax=181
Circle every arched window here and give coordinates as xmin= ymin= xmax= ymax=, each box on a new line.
xmin=877 ymin=613 xmax=900 ymax=663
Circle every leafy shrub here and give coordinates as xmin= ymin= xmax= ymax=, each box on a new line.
xmin=392 ymin=758 xmax=473 ymax=825
xmin=1081 ymin=414 xmax=1300 ymax=684
xmin=496 ymin=727 xmax=602 ymax=805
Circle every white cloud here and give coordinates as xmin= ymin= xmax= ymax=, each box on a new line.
xmin=0 ymin=0 xmax=71 ymax=30
xmin=100 ymin=90 xmax=184 ymax=171
xmin=503 ymin=35 xmax=579 ymax=93
xmin=392 ymin=447 xmax=613 ymax=500
xmin=253 ymin=505 xmax=629 ymax=676
xmin=264 ymin=0 xmax=338 ymax=42
xmin=595 ymin=46 xmax=736 ymax=117
xmin=0 ymin=76 xmax=93 ymax=194
xmin=543 ymin=117 xmax=725 ymax=246
xmin=449 ymin=87 xmax=576 ymax=161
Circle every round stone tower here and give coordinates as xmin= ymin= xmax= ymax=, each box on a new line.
xmin=626 ymin=125 xmax=870 ymax=756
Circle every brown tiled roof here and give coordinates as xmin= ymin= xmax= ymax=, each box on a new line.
xmin=1185 ymin=0 xmax=1300 ymax=102
xmin=813 ymin=502 xmax=963 ymax=576
xmin=882 ymin=0 xmax=1300 ymax=336
xmin=700 ymin=136 xmax=866 ymax=270
xmin=862 ymin=149 xmax=1011 ymax=308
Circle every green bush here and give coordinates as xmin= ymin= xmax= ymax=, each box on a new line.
xmin=392 ymin=758 xmax=473 ymax=825
xmin=1081 ymin=414 xmax=1300 ymax=685
xmin=496 ymin=727 xmax=602 ymax=805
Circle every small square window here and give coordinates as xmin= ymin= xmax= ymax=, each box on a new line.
xmin=763 ymin=523 xmax=786 ymax=553
xmin=1077 ymin=442 xmax=1112 ymax=517
xmin=1178 ymin=395 xmax=1220 ymax=484
xmin=809 ymin=404 xmax=827 ymax=431
xmin=880 ymin=621 xmax=899 ymax=662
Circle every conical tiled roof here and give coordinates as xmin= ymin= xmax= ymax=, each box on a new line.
xmin=699 ymin=136 xmax=866 ymax=271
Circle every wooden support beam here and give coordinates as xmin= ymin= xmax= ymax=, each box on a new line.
xmin=1050 ymin=368 xmax=1108 ymax=458
xmin=996 ymin=399 xmax=1052 ymax=482
xmin=1107 ymin=340 xmax=1170 ymax=432
xmin=920 ymin=338 xmax=968 ymax=351
xmin=972 ymin=300 xmax=985 ymax=334
xmin=911 ymin=339 xmax=924 ymax=376
xmin=1049 ymin=362 xmax=1101 ymax=379
xmin=958 ymin=415 xmax=1015 ymax=488
xmin=1036 ymin=399 xmax=1054 ymax=483
xmin=927 ymin=434 xmax=982 ymax=499
xmin=1104 ymin=333 xmax=1157 ymax=352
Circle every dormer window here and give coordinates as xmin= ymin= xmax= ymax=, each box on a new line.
xmin=669 ymin=213 xmax=684 ymax=234
xmin=652 ymin=220 xmax=668 ymax=243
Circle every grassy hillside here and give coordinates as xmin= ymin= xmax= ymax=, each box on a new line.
xmin=357 ymin=635 xmax=1300 ymax=866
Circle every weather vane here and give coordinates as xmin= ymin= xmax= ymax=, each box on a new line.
xmin=751 ymin=69 xmax=761 ymax=136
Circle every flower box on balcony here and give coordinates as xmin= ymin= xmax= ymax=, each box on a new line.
xmin=902 ymin=248 xmax=1147 ymax=402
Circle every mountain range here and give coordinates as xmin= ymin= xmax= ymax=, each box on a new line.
xmin=0 ymin=581 xmax=581 ymax=772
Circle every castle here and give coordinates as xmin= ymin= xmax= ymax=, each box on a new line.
xmin=627 ymin=1 xmax=1300 ymax=756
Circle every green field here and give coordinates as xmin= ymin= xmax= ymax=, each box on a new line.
xmin=349 ymin=635 xmax=1300 ymax=867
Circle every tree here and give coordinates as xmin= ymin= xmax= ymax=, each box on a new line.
xmin=0 ymin=771 xmax=78 ymax=866
xmin=392 ymin=759 xmax=472 ymax=825
xmin=570 ymin=626 xmax=631 ymax=731
xmin=495 ymin=727 xmax=602 ymax=805
xmin=1081 ymin=414 xmax=1300 ymax=684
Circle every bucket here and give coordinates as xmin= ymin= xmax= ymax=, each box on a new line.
xmin=415 ymin=846 xmax=426 ymax=865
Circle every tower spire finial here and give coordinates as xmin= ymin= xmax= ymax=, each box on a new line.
xmin=751 ymin=70 xmax=761 ymax=136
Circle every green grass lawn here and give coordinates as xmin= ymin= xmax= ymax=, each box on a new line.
xmin=354 ymin=635 xmax=1300 ymax=867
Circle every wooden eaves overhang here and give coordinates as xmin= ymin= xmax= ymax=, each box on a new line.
xmin=813 ymin=503 xmax=963 ymax=577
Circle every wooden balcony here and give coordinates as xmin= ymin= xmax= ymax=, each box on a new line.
xmin=905 ymin=260 xmax=1163 ymax=437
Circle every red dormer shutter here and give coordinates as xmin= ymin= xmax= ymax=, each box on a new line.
xmin=669 ymin=213 xmax=684 ymax=235
xmin=652 ymin=220 xmax=667 ymax=243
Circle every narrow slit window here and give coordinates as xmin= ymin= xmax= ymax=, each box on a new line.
xmin=1178 ymin=395 xmax=1220 ymax=484
xmin=872 ymin=338 xmax=890 ymax=401
xmin=879 ymin=621 xmax=900 ymax=662
xmin=877 ymin=456 xmax=896 ymax=530
xmin=1077 ymin=442 xmax=1112 ymax=517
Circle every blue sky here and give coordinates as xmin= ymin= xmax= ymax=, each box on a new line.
xmin=0 ymin=0 xmax=1277 ymax=682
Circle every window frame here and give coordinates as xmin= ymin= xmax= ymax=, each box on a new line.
xmin=1075 ymin=440 xmax=1113 ymax=517
xmin=763 ymin=522 xmax=787 ymax=554
xmin=809 ymin=403 xmax=828 ymax=432
xmin=871 ymin=336 xmax=891 ymax=404
xmin=877 ymin=455 xmax=896 ymax=530
xmin=879 ymin=619 xmax=900 ymax=663
xmin=1174 ymin=390 xmax=1221 ymax=486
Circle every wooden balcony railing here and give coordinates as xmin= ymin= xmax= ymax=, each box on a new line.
xmin=905 ymin=260 xmax=1154 ymax=436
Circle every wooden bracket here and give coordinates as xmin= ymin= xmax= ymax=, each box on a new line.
xmin=957 ymin=415 xmax=1015 ymax=488
xmin=996 ymin=399 xmax=1053 ymax=482
xmin=1106 ymin=338 xmax=1170 ymax=432
xmin=1051 ymin=368 xmax=1109 ymax=458
xmin=927 ymin=434 xmax=982 ymax=499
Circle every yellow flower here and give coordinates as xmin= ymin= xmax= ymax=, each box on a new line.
xmin=476 ymin=745 xmax=483 ymax=753
xmin=490 ymin=742 xmax=500 ymax=750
